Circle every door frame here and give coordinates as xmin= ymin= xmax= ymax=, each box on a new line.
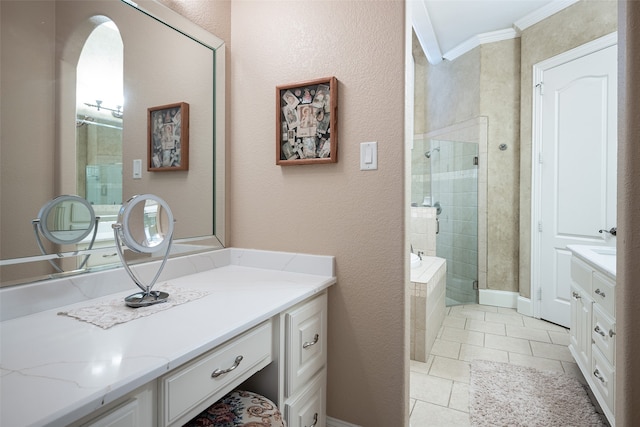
xmin=530 ymin=32 xmax=617 ymax=320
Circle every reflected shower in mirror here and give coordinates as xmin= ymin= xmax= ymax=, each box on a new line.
xmin=76 ymin=19 xmax=123 ymax=210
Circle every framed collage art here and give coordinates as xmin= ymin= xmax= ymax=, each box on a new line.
xmin=148 ymin=102 xmax=189 ymax=171
xmin=276 ymin=77 xmax=337 ymax=165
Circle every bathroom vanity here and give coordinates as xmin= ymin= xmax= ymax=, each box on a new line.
xmin=568 ymin=245 xmax=616 ymax=426
xmin=0 ymin=249 xmax=335 ymax=427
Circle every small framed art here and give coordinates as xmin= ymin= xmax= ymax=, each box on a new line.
xmin=148 ymin=102 xmax=189 ymax=171
xmin=276 ymin=76 xmax=337 ymax=165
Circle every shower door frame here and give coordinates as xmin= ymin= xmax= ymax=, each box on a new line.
xmin=422 ymin=117 xmax=488 ymax=293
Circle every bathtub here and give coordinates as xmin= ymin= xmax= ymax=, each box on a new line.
xmin=409 ymin=255 xmax=446 ymax=362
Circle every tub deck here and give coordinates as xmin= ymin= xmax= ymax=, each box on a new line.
xmin=409 ymin=256 xmax=446 ymax=362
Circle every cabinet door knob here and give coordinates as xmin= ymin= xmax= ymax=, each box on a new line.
xmin=302 ymin=334 xmax=319 ymax=349
xmin=595 ymin=288 xmax=606 ymax=298
xmin=594 ymin=326 xmax=606 ymax=337
xmin=593 ymin=368 xmax=607 ymax=384
xmin=572 ymin=291 xmax=581 ymax=299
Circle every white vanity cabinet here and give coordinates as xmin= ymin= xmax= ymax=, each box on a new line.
xmin=66 ymin=295 xmax=328 ymax=427
xmin=0 ymin=249 xmax=336 ymax=427
xmin=283 ymin=292 xmax=328 ymax=427
xmin=569 ymin=253 xmax=616 ymax=426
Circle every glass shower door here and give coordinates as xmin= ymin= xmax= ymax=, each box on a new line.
xmin=430 ymin=139 xmax=479 ymax=306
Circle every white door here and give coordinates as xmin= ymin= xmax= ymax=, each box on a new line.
xmin=533 ymin=38 xmax=617 ymax=327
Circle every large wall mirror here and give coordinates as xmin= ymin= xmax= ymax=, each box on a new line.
xmin=0 ymin=0 xmax=226 ymax=286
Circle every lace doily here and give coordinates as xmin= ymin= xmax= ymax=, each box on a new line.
xmin=58 ymin=284 xmax=210 ymax=329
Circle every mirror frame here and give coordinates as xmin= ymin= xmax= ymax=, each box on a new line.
xmin=0 ymin=0 xmax=225 ymax=285
xmin=117 ymin=193 xmax=174 ymax=254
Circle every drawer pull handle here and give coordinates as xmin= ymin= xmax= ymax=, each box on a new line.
xmin=211 ymin=355 xmax=243 ymax=378
xmin=303 ymin=334 xmax=319 ymax=349
xmin=305 ymin=413 xmax=318 ymax=427
xmin=594 ymin=326 xmax=606 ymax=337
xmin=593 ymin=369 xmax=607 ymax=384
xmin=572 ymin=291 xmax=581 ymax=299
xmin=595 ymin=288 xmax=606 ymax=298
xmin=102 ymin=253 xmax=118 ymax=258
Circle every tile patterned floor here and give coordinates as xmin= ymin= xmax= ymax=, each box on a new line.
xmin=409 ymin=304 xmax=584 ymax=426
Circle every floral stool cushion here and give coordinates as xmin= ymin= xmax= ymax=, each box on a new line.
xmin=184 ymin=389 xmax=286 ymax=427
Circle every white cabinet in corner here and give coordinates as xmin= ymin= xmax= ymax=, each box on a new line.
xmin=569 ymin=254 xmax=616 ymax=427
xmin=284 ymin=292 xmax=328 ymax=427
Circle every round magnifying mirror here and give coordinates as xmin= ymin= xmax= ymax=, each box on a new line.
xmin=37 ymin=195 xmax=96 ymax=245
xmin=117 ymin=194 xmax=174 ymax=254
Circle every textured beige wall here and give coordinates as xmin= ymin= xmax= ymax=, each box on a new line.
xmin=518 ymin=0 xmax=617 ymax=298
xmin=418 ymin=39 xmax=520 ymax=293
xmin=0 ymin=1 xmax=57 ymax=281
xmin=228 ymin=1 xmax=406 ymax=426
xmin=480 ymin=39 xmax=521 ymax=292
xmin=140 ymin=2 xmax=407 ymax=424
xmin=412 ymin=32 xmax=427 ymax=135
xmin=617 ymin=2 xmax=640 ymax=424
xmin=424 ymin=47 xmax=482 ymax=130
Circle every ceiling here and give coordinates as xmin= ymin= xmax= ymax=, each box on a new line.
xmin=412 ymin=0 xmax=579 ymax=64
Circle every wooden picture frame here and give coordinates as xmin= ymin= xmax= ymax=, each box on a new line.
xmin=148 ymin=102 xmax=189 ymax=171
xmin=276 ymin=76 xmax=337 ymax=165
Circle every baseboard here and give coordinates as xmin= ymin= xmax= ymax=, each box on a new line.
xmin=517 ymin=296 xmax=533 ymax=317
xmin=478 ymin=289 xmax=518 ymax=308
xmin=327 ymin=416 xmax=361 ymax=427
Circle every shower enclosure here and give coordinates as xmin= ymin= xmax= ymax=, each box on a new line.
xmin=411 ymin=118 xmax=486 ymax=306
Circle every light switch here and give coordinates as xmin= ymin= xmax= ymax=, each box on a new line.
xmin=133 ymin=159 xmax=142 ymax=179
xmin=360 ymin=142 xmax=377 ymax=170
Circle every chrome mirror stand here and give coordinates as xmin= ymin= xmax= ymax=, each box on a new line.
xmin=112 ymin=194 xmax=175 ymax=308
xmin=113 ymin=223 xmax=173 ymax=307
xmin=32 ymin=217 xmax=100 ymax=272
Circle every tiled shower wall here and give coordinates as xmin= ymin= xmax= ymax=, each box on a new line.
xmin=410 ymin=207 xmax=437 ymax=256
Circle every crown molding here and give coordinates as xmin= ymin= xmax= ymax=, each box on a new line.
xmin=411 ymin=0 xmax=443 ymax=64
xmin=443 ymin=28 xmax=518 ymax=61
xmin=419 ymin=0 xmax=580 ymax=64
xmin=514 ymin=0 xmax=579 ymax=32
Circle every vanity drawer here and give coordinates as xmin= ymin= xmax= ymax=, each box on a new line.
xmin=591 ymin=346 xmax=615 ymax=415
xmin=592 ymin=304 xmax=616 ymax=365
xmin=160 ymin=321 xmax=272 ymax=426
xmin=285 ymin=371 xmax=326 ymax=427
xmin=286 ymin=292 xmax=327 ymax=398
xmin=571 ymin=257 xmax=593 ymax=294
xmin=592 ymin=271 xmax=615 ymax=318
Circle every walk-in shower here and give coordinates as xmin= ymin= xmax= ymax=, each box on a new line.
xmin=411 ymin=119 xmax=486 ymax=306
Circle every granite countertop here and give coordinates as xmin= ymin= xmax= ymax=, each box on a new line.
xmin=0 ymin=249 xmax=335 ymax=427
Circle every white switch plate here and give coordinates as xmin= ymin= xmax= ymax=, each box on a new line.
xmin=133 ymin=159 xmax=142 ymax=179
xmin=360 ymin=141 xmax=377 ymax=170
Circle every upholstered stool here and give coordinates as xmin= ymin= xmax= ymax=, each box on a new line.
xmin=183 ymin=389 xmax=285 ymax=426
